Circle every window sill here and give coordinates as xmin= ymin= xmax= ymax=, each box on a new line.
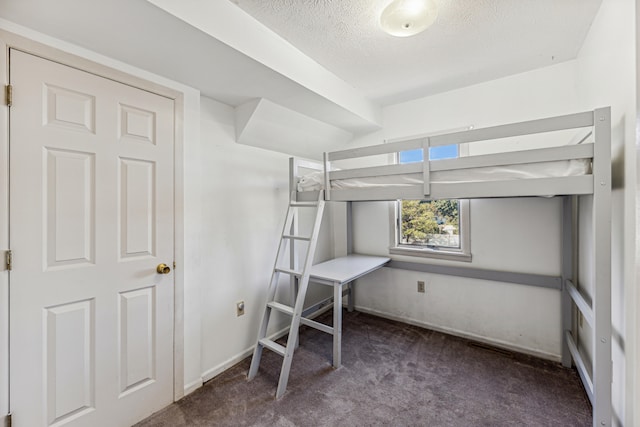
xmin=389 ymin=246 xmax=472 ymax=262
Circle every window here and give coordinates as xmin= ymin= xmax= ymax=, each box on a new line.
xmin=390 ymin=145 xmax=471 ymax=262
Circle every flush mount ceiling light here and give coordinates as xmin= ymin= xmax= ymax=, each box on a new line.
xmin=379 ymin=0 xmax=438 ymax=37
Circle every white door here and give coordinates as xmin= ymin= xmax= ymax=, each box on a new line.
xmin=9 ymin=50 xmax=175 ymax=427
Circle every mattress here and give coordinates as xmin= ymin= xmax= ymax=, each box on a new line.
xmin=297 ymin=159 xmax=591 ymax=192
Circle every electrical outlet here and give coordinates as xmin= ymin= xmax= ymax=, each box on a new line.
xmin=236 ymin=301 xmax=245 ymax=316
xmin=417 ymin=281 xmax=425 ymax=293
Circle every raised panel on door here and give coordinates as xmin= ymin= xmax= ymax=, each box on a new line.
xmin=118 ymin=286 xmax=156 ymax=396
xmin=44 ymin=84 xmax=96 ymax=134
xmin=119 ymin=158 xmax=156 ymax=260
xmin=45 ymin=148 xmax=96 ymax=269
xmin=119 ymin=104 xmax=156 ymax=145
xmin=44 ymin=299 xmax=95 ymax=426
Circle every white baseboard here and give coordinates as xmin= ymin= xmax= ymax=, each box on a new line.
xmin=183 ymin=378 xmax=203 ymax=396
xmin=354 ymin=306 xmax=561 ymax=363
xmin=200 ymin=303 xmax=335 ymax=384
xmin=200 ymin=324 xmax=290 ymax=383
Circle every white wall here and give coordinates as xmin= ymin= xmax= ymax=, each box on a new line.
xmin=0 ymin=20 xmax=337 ymax=405
xmin=198 ymin=96 xmax=333 ymax=384
xmin=346 ymin=2 xmax=638 ymax=424
xmin=346 ymin=61 xmax=580 ymax=360
xmin=573 ymin=0 xmax=636 ymax=425
xmin=2 ymin=4 xmax=636 ymax=424
xmin=0 ymin=19 xmax=208 ymax=400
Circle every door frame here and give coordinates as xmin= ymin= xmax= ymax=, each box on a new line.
xmin=0 ymin=29 xmax=187 ymax=419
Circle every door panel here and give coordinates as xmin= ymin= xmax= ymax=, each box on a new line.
xmin=119 ymin=158 xmax=156 ymax=259
xmin=10 ymin=49 xmax=175 ymax=427
xmin=118 ymin=287 xmax=156 ymax=396
xmin=119 ymin=104 xmax=155 ymax=144
xmin=45 ymin=299 xmax=95 ymax=426
xmin=46 ymin=149 xmax=96 ymax=268
xmin=44 ymin=84 xmax=96 ymax=134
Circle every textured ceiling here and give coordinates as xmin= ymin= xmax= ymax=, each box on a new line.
xmin=0 ymin=0 xmax=604 ymax=143
xmin=0 ymin=0 xmax=381 ymax=132
xmin=230 ymin=0 xmax=602 ymax=105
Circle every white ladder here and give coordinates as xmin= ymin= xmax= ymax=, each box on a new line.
xmin=247 ymin=192 xmax=326 ymax=398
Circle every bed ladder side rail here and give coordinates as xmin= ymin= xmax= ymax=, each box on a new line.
xmin=289 ymin=157 xmax=298 ymax=203
xmin=247 ymin=191 xmax=326 ymax=399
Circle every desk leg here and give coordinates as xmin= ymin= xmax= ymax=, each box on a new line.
xmin=347 ymin=281 xmax=355 ymax=312
xmin=333 ymin=282 xmax=342 ymax=368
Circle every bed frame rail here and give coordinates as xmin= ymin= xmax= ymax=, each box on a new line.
xmin=327 ymin=110 xmax=594 ymax=162
xmin=316 ymin=109 xmax=598 ymax=201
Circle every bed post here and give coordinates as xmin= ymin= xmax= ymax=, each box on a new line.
xmin=561 ymin=196 xmax=575 ymax=368
xmin=345 ymin=201 xmax=355 ymax=311
xmin=592 ymin=107 xmax=612 ymax=427
xmin=346 ymin=202 xmax=353 ymax=255
xmin=323 ymin=152 xmax=331 ymax=201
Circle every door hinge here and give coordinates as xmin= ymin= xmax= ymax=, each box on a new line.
xmin=5 ymin=412 xmax=11 ymax=427
xmin=6 ymin=250 xmax=12 ymax=271
xmin=173 ymin=261 xmax=176 ymax=270
xmin=5 ymin=85 xmax=12 ymax=107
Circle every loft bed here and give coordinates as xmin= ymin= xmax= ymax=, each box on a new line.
xmin=289 ymin=108 xmax=612 ymax=427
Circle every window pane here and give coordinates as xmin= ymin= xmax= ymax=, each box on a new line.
xmin=397 ymin=144 xmax=462 ymax=251
xmin=399 ymin=149 xmax=423 ymax=163
xmin=400 ymin=200 xmax=460 ymax=249
xmin=430 ymin=144 xmax=458 ymax=160
xmin=398 ymin=145 xmax=459 ymax=164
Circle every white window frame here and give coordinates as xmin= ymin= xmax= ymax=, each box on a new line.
xmin=389 ymin=145 xmax=472 ymax=262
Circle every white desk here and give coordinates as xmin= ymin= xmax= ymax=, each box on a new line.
xmin=308 ymin=254 xmax=390 ymax=368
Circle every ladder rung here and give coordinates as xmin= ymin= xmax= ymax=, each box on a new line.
xmin=300 ymin=317 xmax=334 ymax=335
xmin=259 ymin=338 xmax=286 ymax=357
xmin=275 ymin=267 xmax=302 ymax=277
xmin=282 ymin=234 xmax=311 ymax=241
xmin=267 ymin=301 xmax=294 ymax=315
xmin=290 ymin=201 xmax=318 ymax=207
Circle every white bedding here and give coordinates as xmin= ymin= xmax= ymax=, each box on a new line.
xmin=297 ymin=159 xmax=591 ymax=192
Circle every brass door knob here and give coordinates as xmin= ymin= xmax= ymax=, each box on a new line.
xmin=157 ymin=263 xmax=171 ymax=274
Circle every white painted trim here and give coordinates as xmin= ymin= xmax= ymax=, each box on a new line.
xmin=633 ymin=4 xmax=640 ymax=425
xmin=0 ymin=37 xmax=9 ymax=420
xmin=202 ymin=325 xmax=291 ymax=384
xmin=183 ymin=378 xmax=204 ymax=397
xmin=355 ymin=306 xmax=561 ymax=362
xmin=0 ymin=27 xmax=194 ymax=404
xmin=172 ymin=89 xmax=186 ymax=402
xmin=389 ymin=245 xmax=472 ymax=262
xmin=202 ymin=303 xmax=335 ymax=384
xmin=201 ymin=346 xmax=259 ymax=385
xmin=390 ymin=199 xmax=471 ymax=261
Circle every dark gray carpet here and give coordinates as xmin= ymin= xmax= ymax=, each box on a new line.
xmin=137 ymin=311 xmax=591 ymax=426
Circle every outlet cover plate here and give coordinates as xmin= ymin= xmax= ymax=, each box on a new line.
xmin=237 ymin=301 xmax=245 ymax=316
